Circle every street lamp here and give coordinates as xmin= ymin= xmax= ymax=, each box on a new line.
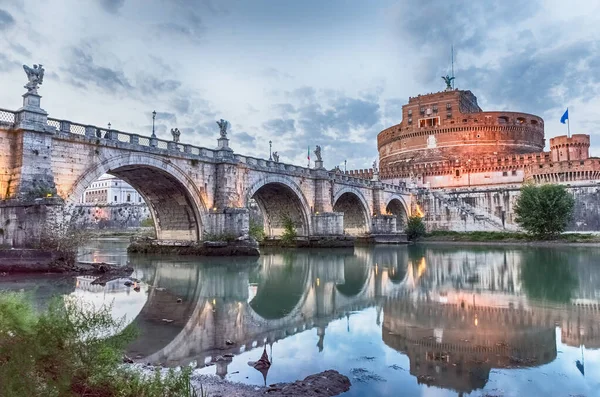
xmin=108 ymin=122 xmax=111 ymax=130
xmin=151 ymin=110 xmax=156 ymax=138
xmin=344 ymin=159 xmax=347 ymax=173
xmin=269 ymin=140 xmax=272 ymax=160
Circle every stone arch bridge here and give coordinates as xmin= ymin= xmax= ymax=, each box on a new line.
xmin=0 ymin=90 xmax=411 ymax=246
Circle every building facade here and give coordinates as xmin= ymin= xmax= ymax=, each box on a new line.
xmin=375 ymin=86 xmax=598 ymax=190
xmin=80 ymin=174 xmax=145 ymax=204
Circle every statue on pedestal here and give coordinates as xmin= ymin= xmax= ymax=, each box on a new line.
xmin=314 ymin=145 xmax=322 ymax=161
xmin=23 ymin=64 xmax=45 ymax=94
xmin=171 ymin=128 xmax=180 ymax=142
xmin=442 ymin=75 xmax=455 ymax=90
xmin=216 ymin=119 xmax=229 ymax=138
xmin=272 ymin=151 xmax=279 ymax=162
xmin=372 ymin=160 xmax=378 ymax=173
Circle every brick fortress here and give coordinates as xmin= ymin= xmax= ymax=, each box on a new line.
xmin=376 ymin=87 xmax=597 ymax=188
xmin=344 ymin=83 xmax=600 ymax=231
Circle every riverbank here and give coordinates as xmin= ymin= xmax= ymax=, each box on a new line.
xmin=421 ymin=230 xmax=600 ymax=246
xmin=129 ymin=365 xmax=351 ymax=397
xmin=127 ymin=238 xmax=260 ymax=256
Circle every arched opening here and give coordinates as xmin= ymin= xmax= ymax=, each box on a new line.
xmin=249 ymin=255 xmax=309 ymax=320
xmin=333 ymin=192 xmax=369 ymax=235
xmin=336 ymin=258 xmax=370 ymax=297
xmin=67 ymin=158 xmax=205 ymax=241
xmin=251 ymin=182 xmax=309 ymax=238
xmin=386 ymin=198 xmax=409 ymax=230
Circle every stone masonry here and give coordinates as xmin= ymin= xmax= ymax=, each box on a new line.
xmin=0 ymin=88 xmax=411 ymax=247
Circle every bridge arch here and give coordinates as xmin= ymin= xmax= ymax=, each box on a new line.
xmin=333 ymin=188 xmax=371 ymax=235
xmin=385 ymin=195 xmax=410 ymax=229
xmin=65 ymin=154 xmax=207 ymax=241
xmin=246 ymin=176 xmax=312 ymax=237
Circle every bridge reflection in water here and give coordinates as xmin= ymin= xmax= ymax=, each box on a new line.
xmin=70 ymin=241 xmax=600 ymax=394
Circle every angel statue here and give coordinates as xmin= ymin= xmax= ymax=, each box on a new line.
xmin=171 ymin=128 xmax=181 ymax=143
xmin=216 ymin=119 xmax=229 ymax=138
xmin=272 ymin=151 xmax=280 ymax=162
xmin=23 ymin=64 xmax=45 ymax=93
xmin=314 ymin=145 xmax=322 ymax=161
xmin=372 ymin=160 xmax=378 ymax=172
xmin=442 ymin=74 xmax=455 ymax=90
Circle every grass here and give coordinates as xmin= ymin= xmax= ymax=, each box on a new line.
xmin=423 ymin=230 xmax=600 ymax=243
xmin=0 ymin=291 xmax=204 ymax=397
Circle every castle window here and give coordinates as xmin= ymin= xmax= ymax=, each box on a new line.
xmin=433 ymin=105 xmax=438 ymax=112
xmin=531 ymin=120 xmax=538 ymax=125
xmin=419 ymin=117 xmax=440 ymax=128
xmin=580 ymin=161 xmax=585 ymax=165
xmin=408 ymin=118 xmax=412 ymax=124
xmin=455 ymin=169 xmax=460 ymax=177
xmin=126 ymin=193 xmax=131 ymax=202
xmin=516 ymin=117 xmax=525 ymax=124
xmin=408 ymin=109 xmax=412 ymax=116
xmin=446 ymin=103 xmax=451 ymax=109
xmin=474 ymin=119 xmax=478 ymax=123
xmin=138 ymin=197 xmax=142 ymax=202
xmin=476 ymin=134 xmax=480 ymax=138
xmin=114 ymin=195 xmax=118 ymax=202
xmin=498 ymin=116 xmax=508 ymax=124
xmin=462 ymin=119 xmax=467 ymax=123
xmin=512 ymin=170 xmax=517 ymax=176
xmin=503 ymin=171 xmax=508 ymax=176
xmin=420 ymin=107 xmax=425 ymax=114
xmin=447 ymin=112 xmax=452 ymax=118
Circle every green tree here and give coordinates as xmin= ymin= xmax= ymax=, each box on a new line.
xmin=514 ymin=184 xmax=574 ymax=238
xmin=405 ymin=215 xmax=426 ymax=241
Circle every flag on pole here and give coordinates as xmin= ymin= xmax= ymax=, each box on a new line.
xmin=307 ymin=146 xmax=310 ymax=162
xmin=561 ymin=108 xmax=569 ymax=124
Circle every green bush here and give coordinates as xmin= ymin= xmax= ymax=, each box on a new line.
xmin=514 ymin=184 xmax=575 ymax=238
xmin=249 ymin=219 xmax=266 ymax=242
xmin=140 ymin=217 xmax=154 ymax=227
xmin=406 ymin=215 xmax=426 ymax=241
xmin=280 ymin=215 xmax=297 ymax=245
xmin=0 ymin=292 xmax=202 ymax=397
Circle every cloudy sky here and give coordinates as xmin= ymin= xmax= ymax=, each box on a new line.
xmin=1 ymin=0 xmax=599 ymax=169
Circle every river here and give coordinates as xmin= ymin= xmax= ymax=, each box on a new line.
xmin=2 ymin=238 xmax=599 ymax=396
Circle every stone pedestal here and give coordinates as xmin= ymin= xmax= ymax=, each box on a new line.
xmin=314 ymin=160 xmax=325 ymax=169
xmin=217 ymin=137 xmax=232 ymax=151
xmin=371 ymin=214 xmax=397 ymax=234
xmin=15 ymin=92 xmax=52 ymax=132
xmin=206 ymin=207 xmax=249 ymax=239
xmin=311 ymin=212 xmax=344 ymax=236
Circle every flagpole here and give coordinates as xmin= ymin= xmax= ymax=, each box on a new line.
xmin=567 ymin=108 xmax=571 ymax=138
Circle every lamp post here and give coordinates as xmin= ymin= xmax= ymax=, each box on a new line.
xmin=269 ymin=140 xmax=272 ymax=160
xmin=151 ymin=110 xmax=156 ymax=138
xmin=344 ymin=159 xmax=347 ymax=173
xmin=108 ymin=122 xmax=111 ymax=130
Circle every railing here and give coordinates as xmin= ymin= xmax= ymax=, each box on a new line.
xmin=1 ymin=108 xmax=409 ymax=191
xmin=0 ymin=108 xmax=16 ymax=124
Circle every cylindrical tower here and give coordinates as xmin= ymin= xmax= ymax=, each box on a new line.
xmin=377 ymin=89 xmax=545 ymax=169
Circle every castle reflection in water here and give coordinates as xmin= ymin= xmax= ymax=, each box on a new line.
xmin=72 ymin=244 xmax=600 ymax=394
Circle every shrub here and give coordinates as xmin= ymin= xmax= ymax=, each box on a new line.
xmin=249 ymin=219 xmax=266 ymax=242
xmin=0 ymin=291 xmax=202 ymax=397
xmin=140 ymin=217 xmax=154 ymax=227
xmin=280 ymin=215 xmax=297 ymax=245
xmin=406 ymin=215 xmax=426 ymax=241
xmin=514 ymin=184 xmax=575 ymax=238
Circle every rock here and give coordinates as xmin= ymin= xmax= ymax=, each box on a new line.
xmin=176 ymin=298 xmax=182 ymax=303
xmin=122 ymin=355 xmax=134 ymax=364
xmin=264 ymin=370 xmax=351 ymax=396
xmin=225 ymin=339 xmax=234 ymax=345
xmin=162 ymin=319 xmax=174 ymax=323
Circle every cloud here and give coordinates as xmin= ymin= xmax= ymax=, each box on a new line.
xmin=98 ymin=0 xmax=125 ymax=14
xmin=262 ymin=118 xmax=296 ymax=134
xmin=9 ymin=43 xmax=31 ymax=57
xmin=0 ymin=9 xmax=15 ymax=30
xmin=137 ymin=76 xmax=181 ymax=96
xmin=155 ymin=111 xmax=177 ymax=124
xmin=65 ymin=47 xmax=133 ymax=92
xmin=232 ymin=131 xmax=256 ymax=146
xmin=0 ymin=53 xmax=20 ymax=72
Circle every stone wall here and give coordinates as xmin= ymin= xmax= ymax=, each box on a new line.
xmin=0 ymin=198 xmax=63 ymax=248
xmin=72 ymin=203 xmax=151 ymax=230
xmin=420 ymin=183 xmax=600 ymax=232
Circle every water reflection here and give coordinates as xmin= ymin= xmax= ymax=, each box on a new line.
xmin=4 ymin=241 xmax=600 ymax=396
